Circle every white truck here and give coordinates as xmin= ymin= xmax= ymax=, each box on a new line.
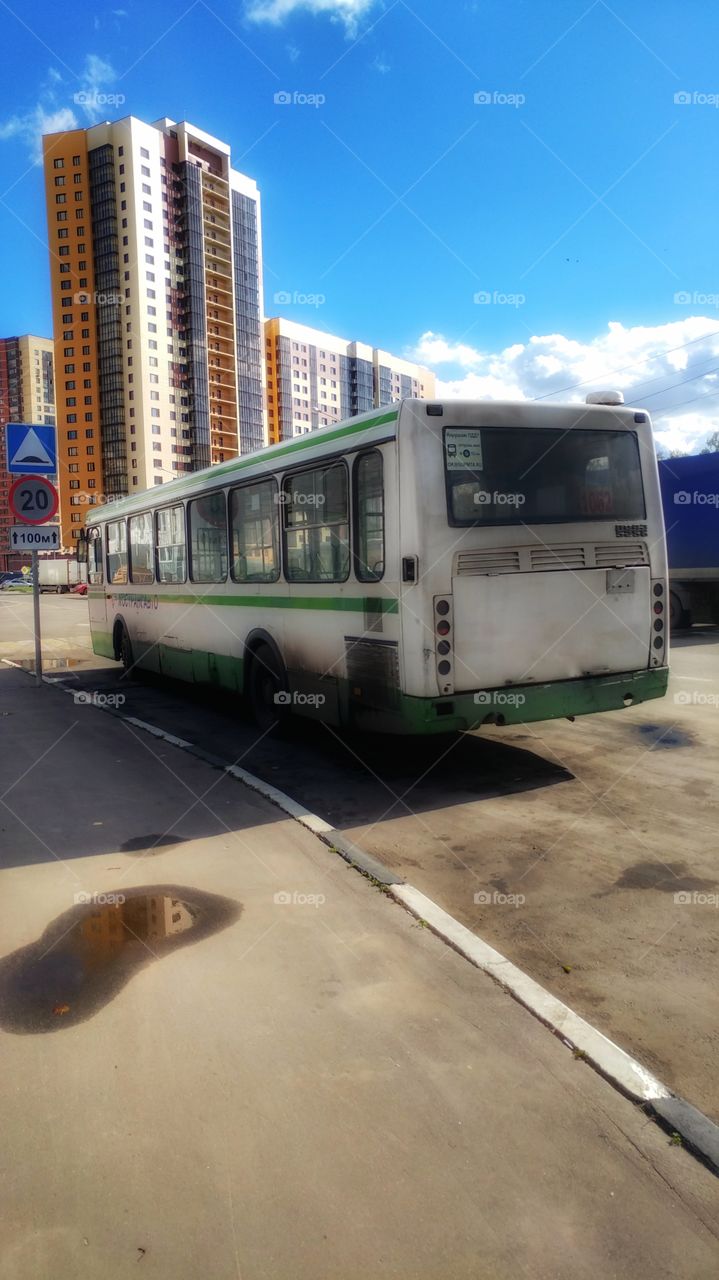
xmin=38 ymin=556 xmax=88 ymax=593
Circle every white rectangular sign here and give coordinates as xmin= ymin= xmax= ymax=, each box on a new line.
xmin=444 ymin=428 xmax=484 ymax=471
xmin=10 ymin=524 xmax=61 ymax=551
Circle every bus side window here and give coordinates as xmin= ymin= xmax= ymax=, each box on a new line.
xmin=106 ymin=519 xmax=128 ymax=585
xmin=283 ymin=464 xmax=349 ymax=584
xmin=129 ymin=512 xmax=155 ymax=585
xmin=88 ymin=528 xmax=104 ymax=585
xmin=230 ymin=480 xmax=280 ymax=583
xmin=189 ymin=492 xmax=228 ymax=583
xmin=354 ymin=451 xmax=384 ymax=582
xmin=156 ymin=505 xmax=187 ymax=583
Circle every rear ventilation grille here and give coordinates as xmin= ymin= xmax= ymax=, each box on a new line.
xmin=454 ymin=541 xmax=649 ymax=575
xmin=456 ymin=549 xmax=521 ymax=575
xmin=529 ymin=544 xmax=586 ymax=571
xmin=595 ymin=542 xmax=648 ymax=568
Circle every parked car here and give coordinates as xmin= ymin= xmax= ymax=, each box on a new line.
xmin=1 ymin=576 xmax=34 ymax=590
xmin=69 ymin=581 xmax=87 ymax=595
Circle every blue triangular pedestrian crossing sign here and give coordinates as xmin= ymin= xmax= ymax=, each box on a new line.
xmin=5 ymin=423 xmax=57 ymax=475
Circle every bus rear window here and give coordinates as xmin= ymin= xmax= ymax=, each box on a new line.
xmin=444 ymin=426 xmax=646 ymax=525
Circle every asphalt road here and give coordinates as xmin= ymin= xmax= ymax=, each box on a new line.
xmin=2 ymin=661 xmax=719 ymax=1279
xmin=2 ymin=593 xmax=718 ymax=1125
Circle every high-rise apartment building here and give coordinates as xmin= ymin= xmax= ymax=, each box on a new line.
xmin=0 ymin=335 xmax=55 ymax=570
xmin=264 ymin=318 xmax=436 ymax=443
xmin=42 ymin=116 xmax=265 ymax=546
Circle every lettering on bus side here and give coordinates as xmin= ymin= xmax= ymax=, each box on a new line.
xmin=113 ymin=593 xmax=159 ymax=609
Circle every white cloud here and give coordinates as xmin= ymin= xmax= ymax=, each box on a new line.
xmin=0 ymin=56 xmax=120 ymax=162
xmin=246 ymin=0 xmax=378 ymax=34
xmin=409 ymin=317 xmax=719 ymax=453
xmin=0 ymin=106 xmax=78 ymax=164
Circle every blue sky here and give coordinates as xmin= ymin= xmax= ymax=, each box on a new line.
xmin=1 ymin=0 xmax=718 ymax=448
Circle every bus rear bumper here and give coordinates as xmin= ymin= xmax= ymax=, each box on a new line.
xmin=359 ymin=667 xmax=670 ymax=735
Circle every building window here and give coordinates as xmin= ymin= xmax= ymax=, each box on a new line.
xmin=53 ymin=158 xmax=64 ymax=169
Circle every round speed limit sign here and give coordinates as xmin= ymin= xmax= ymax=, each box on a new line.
xmin=9 ymin=475 xmax=59 ymax=524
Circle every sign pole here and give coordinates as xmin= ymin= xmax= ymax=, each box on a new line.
xmin=32 ymin=550 xmax=42 ymax=686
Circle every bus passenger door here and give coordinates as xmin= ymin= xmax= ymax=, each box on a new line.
xmin=86 ymin=527 xmax=110 ymax=657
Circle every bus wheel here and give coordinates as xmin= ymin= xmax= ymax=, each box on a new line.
xmin=115 ymin=622 xmax=133 ymax=674
xmin=248 ymin=644 xmax=287 ymax=732
xmin=669 ymin=591 xmax=690 ymax=631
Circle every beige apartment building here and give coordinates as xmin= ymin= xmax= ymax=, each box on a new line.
xmin=0 ymin=334 xmax=56 ymax=570
xmin=42 ymin=116 xmax=265 ymax=546
xmin=265 ymin=317 xmax=436 ymax=444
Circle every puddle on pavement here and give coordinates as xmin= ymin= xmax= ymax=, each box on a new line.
xmin=0 ymin=885 xmax=241 ymax=1034
xmin=636 ymin=723 xmax=694 ymax=749
xmin=121 ymin=833 xmax=190 ymax=857
xmin=603 ymin=861 xmax=717 ymax=895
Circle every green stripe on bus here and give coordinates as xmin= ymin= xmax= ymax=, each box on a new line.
xmin=93 ymin=592 xmax=399 ymax=614
xmin=87 ymin=409 xmax=399 ymax=522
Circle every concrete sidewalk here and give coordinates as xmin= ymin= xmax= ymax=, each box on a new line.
xmin=0 ymin=665 xmax=717 ymax=1279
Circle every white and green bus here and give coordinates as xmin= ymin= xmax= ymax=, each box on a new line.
xmin=85 ymin=397 xmax=669 ymax=734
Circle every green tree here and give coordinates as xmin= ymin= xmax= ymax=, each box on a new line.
xmin=701 ymin=430 xmax=719 ymax=453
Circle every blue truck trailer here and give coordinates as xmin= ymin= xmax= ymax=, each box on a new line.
xmin=658 ymin=453 xmax=719 ymax=628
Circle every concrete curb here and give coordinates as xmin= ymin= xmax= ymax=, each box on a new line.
xmin=4 ymin=658 xmax=717 ymax=1175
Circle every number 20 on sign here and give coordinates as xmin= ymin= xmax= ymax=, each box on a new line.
xmin=8 ymin=475 xmax=59 ymax=524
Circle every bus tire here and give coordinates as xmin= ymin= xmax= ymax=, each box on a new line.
xmin=114 ymin=620 xmax=134 ymax=673
xmin=247 ymin=643 xmax=287 ymax=732
xmin=669 ymin=591 xmax=690 ymax=631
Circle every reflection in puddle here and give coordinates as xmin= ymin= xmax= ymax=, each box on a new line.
xmin=636 ymin=723 xmax=693 ymax=749
xmin=0 ymin=885 xmax=241 ymax=1033
xmin=12 ymin=658 xmax=83 ymax=671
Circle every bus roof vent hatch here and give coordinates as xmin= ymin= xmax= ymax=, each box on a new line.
xmin=585 ymin=390 xmax=624 ymax=405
